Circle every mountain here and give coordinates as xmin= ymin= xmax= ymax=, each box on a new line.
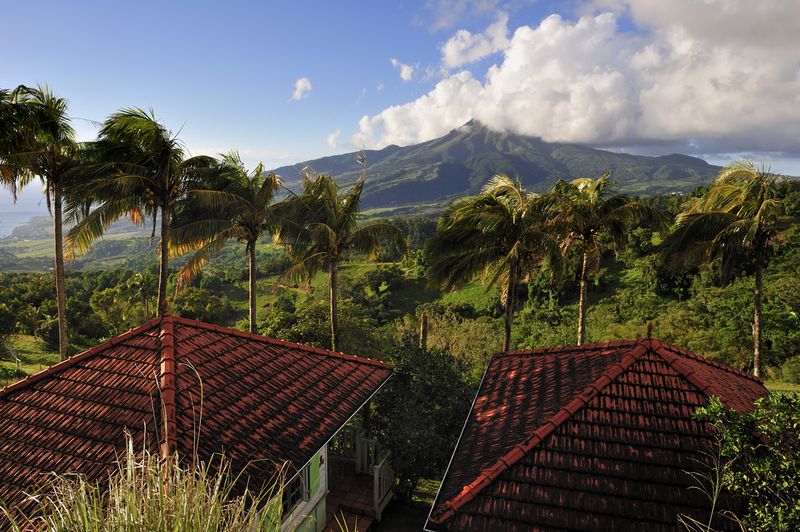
xmin=272 ymin=120 xmax=721 ymax=213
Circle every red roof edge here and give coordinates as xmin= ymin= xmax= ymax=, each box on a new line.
xmin=429 ymin=341 xmax=652 ymax=525
xmin=650 ymin=339 xmax=764 ymax=385
xmin=499 ymin=339 xmax=640 ymax=357
xmin=167 ymin=315 xmax=391 ymax=370
xmin=159 ymin=317 xmax=177 ymax=459
xmin=0 ymin=316 xmax=163 ymax=400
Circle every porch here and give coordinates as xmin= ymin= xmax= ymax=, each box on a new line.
xmin=323 ymin=425 xmax=394 ymax=531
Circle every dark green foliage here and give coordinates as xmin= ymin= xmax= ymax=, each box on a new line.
xmin=35 ymin=318 xmax=60 ymax=352
xmin=0 ymin=304 xmax=15 ymax=337
xmin=695 ymin=395 xmax=800 ymax=531
xmin=372 ymin=339 xmax=473 ymax=499
xmin=173 ymin=288 xmax=236 ymax=324
xmin=782 ymin=357 xmax=800 ymax=385
xmin=258 ymin=298 xmax=333 ymax=349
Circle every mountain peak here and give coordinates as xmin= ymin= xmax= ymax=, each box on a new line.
xmin=453 ymin=118 xmax=488 ymax=134
xmin=271 ymin=125 xmax=721 ymax=212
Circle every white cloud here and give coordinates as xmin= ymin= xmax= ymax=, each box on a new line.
xmin=376 ymin=82 xmax=385 ymax=92
xmin=290 ymin=77 xmax=312 ymax=101
xmin=390 ymin=58 xmax=416 ymax=82
xmin=354 ymin=3 xmax=800 ymax=159
xmin=326 ymin=129 xmax=342 ymax=149
xmin=441 ymin=12 xmax=510 ymax=68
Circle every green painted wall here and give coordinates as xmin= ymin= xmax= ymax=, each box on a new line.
xmin=290 ymin=448 xmax=327 ymax=532
xmin=308 ymin=450 xmax=320 ymax=496
xmin=295 ymin=497 xmax=326 ymax=532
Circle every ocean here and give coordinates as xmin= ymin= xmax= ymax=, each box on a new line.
xmin=0 ymin=186 xmax=48 ymax=238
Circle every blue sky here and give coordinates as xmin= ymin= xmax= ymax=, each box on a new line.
xmin=2 ymin=1 xmax=573 ymax=168
xmin=2 ymin=0 xmax=799 ymax=208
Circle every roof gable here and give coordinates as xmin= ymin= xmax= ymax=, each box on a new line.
xmin=0 ymin=316 xmax=391 ymax=511
xmin=427 ymin=339 xmax=767 ymax=531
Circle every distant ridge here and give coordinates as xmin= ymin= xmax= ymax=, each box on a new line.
xmin=271 ymin=120 xmax=721 ymax=213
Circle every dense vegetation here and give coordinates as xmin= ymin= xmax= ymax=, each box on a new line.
xmin=3 ymin=84 xmax=800 ymax=523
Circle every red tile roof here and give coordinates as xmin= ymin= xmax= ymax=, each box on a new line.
xmin=0 ymin=315 xmax=391 ymax=512
xmin=426 ymin=339 xmax=768 ymax=532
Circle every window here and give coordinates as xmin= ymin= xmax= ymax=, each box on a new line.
xmin=281 ymin=466 xmax=310 ymax=517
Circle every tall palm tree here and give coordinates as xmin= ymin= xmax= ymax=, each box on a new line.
xmin=0 ymin=85 xmax=80 ymax=359
xmin=662 ymin=161 xmax=792 ymax=377
xmin=169 ymin=152 xmax=283 ymax=332
xmin=67 ymin=109 xmax=221 ymax=316
xmin=276 ymin=174 xmax=406 ymax=351
xmin=548 ymin=172 xmax=665 ymax=345
xmin=427 ymin=175 xmax=561 ymax=352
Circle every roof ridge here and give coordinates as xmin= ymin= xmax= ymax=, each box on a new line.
xmin=499 ymin=339 xmax=640 ymax=357
xmin=655 ymin=339 xmax=763 ymax=384
xmin=0 ymin=316 xmax=163 ymax=401
xmin=167 ymin=315 xmax=391 ymax=369
xmin=649 ymin=339 xmax=764 ymax=394
xmin=159 ymin=318 xmax=177 ymax=459
xmin=430 ymin=341 xmax=652 ymax=525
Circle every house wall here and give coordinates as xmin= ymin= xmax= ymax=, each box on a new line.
xmin=282 ymin=445 xmax=328 ymax=532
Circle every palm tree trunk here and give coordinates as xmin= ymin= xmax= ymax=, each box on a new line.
xmin=753 ymin=260 xmax=763 ymax=377
xmin=157 ymin=206 xmax=170 ymax=316
xmin=329 ymin=258 xmax=339 ymax=351
xmin=503 ymin=268 xmax=516 ymax=352
xmin=142 ymin=292 xmax=150 ymax=321
xmin=248 ymin=240 xmax=257 ymax=333
xmin=53 ymin=181 xmax=69 ymax=360
xmin=577 ymin=250 xmax=588 ymax=346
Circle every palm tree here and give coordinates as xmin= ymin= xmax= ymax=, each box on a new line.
xmin=547 ymin=172 xmax=665 ymax=345
xmin=67 ymin=109 xmax=221 ymax=316
xmin=0 ymin=85 xmax=81 ymax=359
xmin=276 ymin=174 xmax=406 ymax=351
xmin=427 ymin=175 xmax=561 ymax=352
xmin=169 ymin=152 xmax=283 ymax=332
xmin=662 ymin=161 xmax=792 ymax=377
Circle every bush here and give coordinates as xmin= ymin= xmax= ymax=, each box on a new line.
xmin=694 ymin=394 xmax=800 ymax=531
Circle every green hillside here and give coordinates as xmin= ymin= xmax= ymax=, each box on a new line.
xmin=272 ymin=120 xmax=721 ymax=209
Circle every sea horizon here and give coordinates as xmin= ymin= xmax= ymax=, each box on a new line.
xmin=0 ymin=185 xmax=48 ymax=238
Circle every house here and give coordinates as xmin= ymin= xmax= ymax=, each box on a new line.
xmin=0 ymin=315 xmax=394 ymax=531
xmin=425 ymin=338 xmax=769 ymax=532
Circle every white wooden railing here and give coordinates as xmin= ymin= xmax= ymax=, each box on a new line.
xmin=330 ymin=424 xmax=395 ymax=520
xmin=372 ymin=454 xmax=394 ymax=521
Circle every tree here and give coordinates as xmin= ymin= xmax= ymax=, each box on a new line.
xmin=67 ymin=109 xmax=222 ymax=316
xmin=547 ymin=172 xmax=665 ymax=345
xmin=0 ymin=85 xmax=81 ymax=359
xmin=426 ymin=175 xmax=561 ymax=351
xmin=372 ymin=338 xmax=472 ymax=499
xmin=276 ymin=174 xmax=406 ymax=351
xmin=662 ymin=161 xmax=792 ymax=376
xmin=169 ymin=153 xmax=283 ymax=332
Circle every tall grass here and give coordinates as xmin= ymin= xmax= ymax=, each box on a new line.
xmin=3 ymin=437 xmax=284 ymax=531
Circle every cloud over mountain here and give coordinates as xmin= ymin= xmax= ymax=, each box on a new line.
xmin=354 ymin=1 xmax=800 ymax=158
